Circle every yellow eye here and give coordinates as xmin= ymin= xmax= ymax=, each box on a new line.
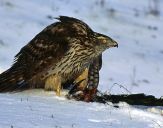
xmin=97 ymin=36 xmax=107 ymax=44
xmin=103 ymin=39 xmax=107 ymax=44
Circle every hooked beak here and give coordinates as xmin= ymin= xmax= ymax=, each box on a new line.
xmin=109 ymin=40 xmax=118 ymax=48
xmin=104 ymin=36 xmax=118 ymax=48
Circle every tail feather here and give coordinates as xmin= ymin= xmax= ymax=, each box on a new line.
xmin=0 ymin=67 xmax=28 ymax=92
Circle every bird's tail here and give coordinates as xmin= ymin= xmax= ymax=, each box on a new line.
xmin=0 ymin=67 xmax=27 ymax=92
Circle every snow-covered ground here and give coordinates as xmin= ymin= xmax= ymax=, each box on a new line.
xmin=0 ymin=90 xmax=163 ymax=128
xmin=0 ymin=0 xmax=163 ymax=127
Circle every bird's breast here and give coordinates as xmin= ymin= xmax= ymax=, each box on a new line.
xmin=43 ymin=45 xmax=94 ymax=83
xmin=60 ymin=58 xmax=90 ymax=83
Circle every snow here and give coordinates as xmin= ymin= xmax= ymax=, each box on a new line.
xmin=0 ymin=0 xmax=163 ymax=127
xmin=0 ymin=90 xmax=162 ymax=128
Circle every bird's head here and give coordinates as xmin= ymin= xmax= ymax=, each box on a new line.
xmin=56 ymin=16 xmax=118 ymax=55
xmin=93 ymin=32 xmax=118 ymax=53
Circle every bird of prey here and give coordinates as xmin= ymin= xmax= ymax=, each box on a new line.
xmin=0 ymin=16 xmax=118 ymax=101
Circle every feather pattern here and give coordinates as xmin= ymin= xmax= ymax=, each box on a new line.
xmin=0 ymin=16 xmax=118 ymax=92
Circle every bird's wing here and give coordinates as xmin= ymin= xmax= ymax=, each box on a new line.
xmin=13 ymin=23 xmax=71 ymax=81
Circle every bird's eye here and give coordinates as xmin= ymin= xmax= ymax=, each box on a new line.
xmin=102 ymin=39 xmax=107 ymax=44
xmin=97 ymin=36 xmax=107 ymax=44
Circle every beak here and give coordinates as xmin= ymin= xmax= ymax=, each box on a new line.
xmin=106 ymin=36 xmax=118 ymax=48
xmin=110 ymin=40 xmax=118 ymax=48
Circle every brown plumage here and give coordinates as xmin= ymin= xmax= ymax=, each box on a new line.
xmin=0 ymin=16 xmax=118 ymax=98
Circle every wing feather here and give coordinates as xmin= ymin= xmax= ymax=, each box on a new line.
xmin=14 ymin=23 xmax=70 ymax=81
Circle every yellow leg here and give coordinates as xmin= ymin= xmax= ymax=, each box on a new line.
xmin=75 ymin=68 xmax=88 ymax=91
xmin=45 ymin=75 xmax=61 ymax=96
xmin=56 ymin=78 xmax=61 ymax=96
